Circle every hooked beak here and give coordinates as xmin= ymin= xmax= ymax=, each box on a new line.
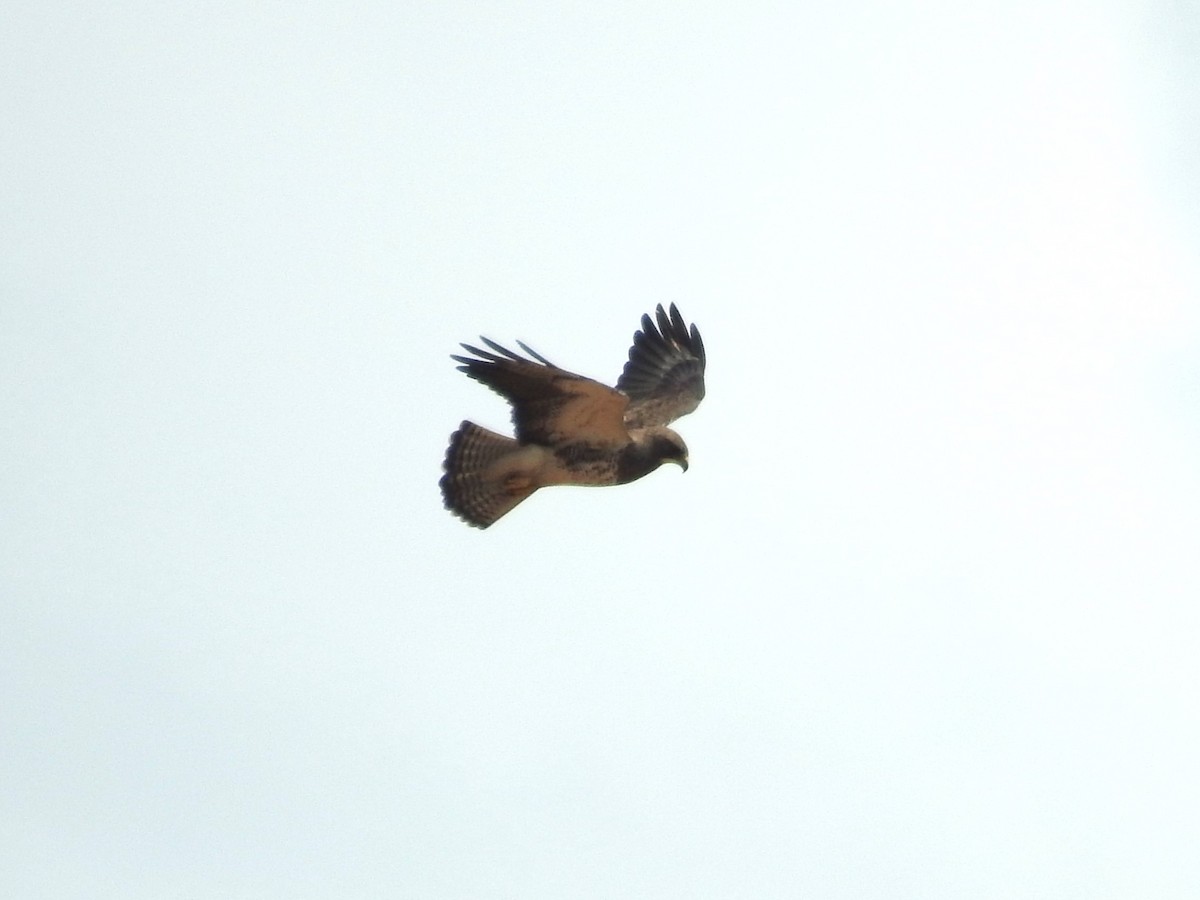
xmin=672 ymin=457 xmax=689 ymax=473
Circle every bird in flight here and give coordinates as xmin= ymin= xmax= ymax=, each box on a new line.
xmin=440 ymin=304 xmax=706 ymax=528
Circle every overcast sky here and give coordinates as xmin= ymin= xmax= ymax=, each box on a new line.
xmin=3 ymin=2 xmax=1200 ymax=897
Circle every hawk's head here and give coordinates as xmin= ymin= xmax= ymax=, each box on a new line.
xmin=648 ymin=428 xmax=689 ymax=473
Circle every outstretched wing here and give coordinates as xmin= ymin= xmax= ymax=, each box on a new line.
xmin=453 ymin=338 xmax=631 ymax=447
xmin=617 ymin=303 xmax=706 ymax=428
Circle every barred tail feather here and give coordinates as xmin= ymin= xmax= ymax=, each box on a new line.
xmin=439 ymin=421 xmax=534 ymax=528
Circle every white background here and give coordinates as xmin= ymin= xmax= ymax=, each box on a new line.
xmin=4 ymin=2 xmax=1199 ymax=897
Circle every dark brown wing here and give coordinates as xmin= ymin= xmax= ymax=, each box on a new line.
xmin=453 ymin=338 xmax=631 ymax=447
xmin=617 ymin=304 xmax=706 ymax=428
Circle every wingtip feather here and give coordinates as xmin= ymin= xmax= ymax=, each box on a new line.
xmin=515 ymin=340 xmax=554 ymax=366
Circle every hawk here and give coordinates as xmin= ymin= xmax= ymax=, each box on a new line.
xmin=440 ymin=304 xmax=706 ymax=528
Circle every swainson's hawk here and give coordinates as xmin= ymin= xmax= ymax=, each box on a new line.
xmin=440 ymin=304 xmax=706 ymax=528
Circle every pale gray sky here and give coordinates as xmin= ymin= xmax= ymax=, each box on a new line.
xmin=3 ymin=2 xmax=1199 ymax=897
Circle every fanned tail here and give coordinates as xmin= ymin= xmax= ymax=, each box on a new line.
xmin=439 ymin=422 xmax=535 ymax=528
